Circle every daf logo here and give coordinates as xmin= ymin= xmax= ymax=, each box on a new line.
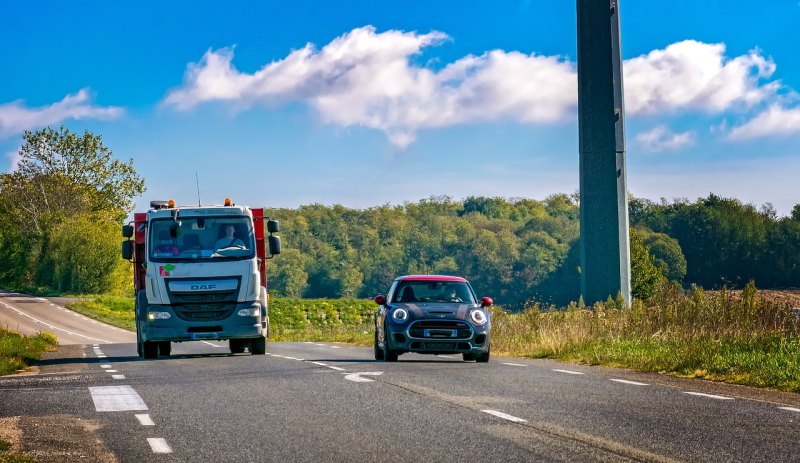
xmin=191 ymin=284 xmax=217 ymax=290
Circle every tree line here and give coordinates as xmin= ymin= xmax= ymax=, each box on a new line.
xmin=2 ymin=127 xmax=797 ymax=306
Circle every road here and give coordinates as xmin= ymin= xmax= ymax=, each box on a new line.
xmin=1 ymin=292 xmax=800 ymax=462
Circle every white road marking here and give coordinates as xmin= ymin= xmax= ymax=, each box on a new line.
xmin=344 ymin=371 xmax=383 ymax=383
xmin=311 ymin=361 xmax=328 ymax=366
xmin=106 ymin=369 xmax=118 ymax=373
xmin=284 ymin=356 xmax=303 ymax=361
xmin=136 ymin=414 xmax=155 ymax=426
xmin=0 ymin=300 xmax=113 ymax=343
xmin=610 ymin=379 xmax=648 ymax=386
xmin=502 ymin=362 xmax=528 ymax=367
xmin=147 ymin=438 xmax=172 ymax=454
xmin=481 ymin=409 xmax=528 ymax=423
xmin=100 ymin=365 xmax=111 ymax=369
xmin=36 ymin=297 xmax=47 ymax=301
xmin=330 ymin=345 xmax=341 ymax=349
xmin=553 ymin=369 xmax=584 ymax=375
xmin=683 ymin=392 xmax=734 ymax=400
xmin=779 ymin=407 xmax=800 ymax=412
xmin=315 ymin=343 xmax=326 ymax=347
xmin=112 ymin=374 xmax=125 ymax=380
xmin=89 ymin=385 xmax=147 ymax=412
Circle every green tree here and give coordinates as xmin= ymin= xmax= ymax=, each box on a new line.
xmin=630 ymin=228 xmax=664 ymax=300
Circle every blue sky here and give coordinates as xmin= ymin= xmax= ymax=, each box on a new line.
xmin=2 ymin=1 xmax=799 ymax=216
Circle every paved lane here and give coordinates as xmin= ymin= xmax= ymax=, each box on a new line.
xmin=0 ymin=290 xmax=134 ymax=344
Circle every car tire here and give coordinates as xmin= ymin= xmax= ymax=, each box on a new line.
xmin=475 ymin=348 xmax=490 ymax=363
xmin=251 ymin=335 xmax=266 ymax=355
xmin=382 ymin=327 xmax=398 ymax=362
xmin=159 ymin=341 xmax=171 ymax=356
xmin=143 ymin=341 xmax=158 ymax=359
xmin=373 ymin=330 xmax=384 ymax=361
xmin=462 ymin=353 xmax=475 ymax=362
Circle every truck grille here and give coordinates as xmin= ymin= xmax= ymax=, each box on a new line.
xmin=173 ymin=303 xmax=236 ymax=321
xmin=165 ymin=277 xmax=240 ymax=321
xmin=408 ymin=320 xmax=472 ymax=339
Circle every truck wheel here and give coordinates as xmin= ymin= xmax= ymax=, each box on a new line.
xmin=159 ymin=341 xmax=172 ymax=357
xmin=143 ymin=341 xmax=158 ymax=359
xmin=229 ymin=339 xmax=245 ymax=354
xmin=251 ymin=336 xmax=266 ymax=355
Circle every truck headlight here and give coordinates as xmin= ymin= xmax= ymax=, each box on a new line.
xmin=148 ymin=311 xmax=172 ymax=320
xmin=237 ymin=308 xmax=260 ymax=317
xmin=469 ymin=309 xmax=487 ymax=325
xmin=391 ymin=307 xmax=409 ymax=323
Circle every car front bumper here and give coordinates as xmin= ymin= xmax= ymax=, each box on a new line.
xmin=385 ymin=319 xmax=490 ymax=355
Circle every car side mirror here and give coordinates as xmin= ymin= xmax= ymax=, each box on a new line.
xmin=481 ymin=297 xmax=493 ymax=308
xmin=122 ymin=225 xmax=134 ymax=238
xmin=374 ymin=295 xmax=386 ymax=305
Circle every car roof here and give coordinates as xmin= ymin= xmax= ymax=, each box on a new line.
xmin=395 ymin=275 xmax=467 ymax=282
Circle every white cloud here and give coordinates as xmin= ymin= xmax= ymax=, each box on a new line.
xmin=163 ymin=26 xmax=577 ymax=148
xmin=0 ymin=88 xmax=124 ymax=139
xmin=163 ymin=27 xmax=787 ymax=147
xmin=4 ymin=147 xmax=21 ymax=172
xmin=635 ymin=125 xmax=695 ymax=152
xmin=728 ymin=104 xmax=800 ymax=140
xmin=624 ymin=40 xmax=778 ymax=115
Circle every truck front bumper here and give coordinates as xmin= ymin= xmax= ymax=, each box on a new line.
xmin=140 ymin=301 xmax=266 ymax=342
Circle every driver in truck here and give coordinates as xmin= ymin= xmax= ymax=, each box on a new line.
xmin=214 ymin=224 xmax=245 ymax=251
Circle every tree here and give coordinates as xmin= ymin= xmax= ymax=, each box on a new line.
xmin=630 ymin=228 xmax=664 ymax=300
xmin=638 ymin=228 xmax=687 ymax=282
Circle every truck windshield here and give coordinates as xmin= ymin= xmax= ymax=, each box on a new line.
xmin=149 ymin=216 xmax=255 ymax=261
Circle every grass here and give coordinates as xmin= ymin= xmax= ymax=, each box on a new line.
xmin=66 ymin=295 xmax=135 ymax=331
xmin=0 ymin=329 xmax=58 ymax=376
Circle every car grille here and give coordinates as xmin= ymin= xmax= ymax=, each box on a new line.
xmin=408 ymin=320 xmax=472 ymax=339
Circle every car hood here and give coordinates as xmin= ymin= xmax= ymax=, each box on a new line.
xmin=395 ymin=303 xmax=477 ymax=319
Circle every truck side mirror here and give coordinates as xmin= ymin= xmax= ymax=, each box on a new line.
xmin=268 ymin=235 xmax=281 ymax=256
xmin=267 ymin=219 xmax=280 ymax=234
xmin=121 ymin=240 xmax=133 ymax=260
xmin=122 ymin=225 xmax=134 ymax=238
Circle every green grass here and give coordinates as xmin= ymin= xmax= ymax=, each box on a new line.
xmin=66 ymin=295 xmax=135 ymax=331
xmin=0 ymin=329 xmax=58 ymax=376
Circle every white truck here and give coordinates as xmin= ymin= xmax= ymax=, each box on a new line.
xmin=122 ymin=198 xmax=281 ymax=358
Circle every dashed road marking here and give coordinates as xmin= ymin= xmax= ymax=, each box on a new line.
xmin=112 ymin=374 xmax=125 ymax=380
xmin=481 ymin=409 xmax=528 ymax=423
xmin=311 ymin=361 xmax=328 ymax=367
xmin=344 ymin=372 xmax=383 ymax=383
xmin=779 ymin=407 xmax=800 ymax=412
xmin=610 ymin=379 xmax=648 ymax=386
xmin=100 ymin=365 xmax=111 ymax=369
xmin=502 ymin=362 xmax=528 ymax=367
xmin=284 ymin=356 xmax=303 ymax=361
xmin=683 ymin=392 xmax=733 ymax=400
xmin=136 ymin=414 xmax=155 ymax=426
xmin=330 ymin=345 xmax=341 ymax=349
xmin=107 ymin=369 xmax=118 ymax=373
xmin=89 ymin=385 xmax=147 ymax=412
xmin=553 ymin=369 xmax=584 ymax=375
xmin=147 ymin=438 xmax=172 ymax=454
xmin=325 ymin=365 xmax=346 ymax=371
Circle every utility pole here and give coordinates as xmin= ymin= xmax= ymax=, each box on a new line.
xmin=576 ymin=0 xmax=631 ymax=305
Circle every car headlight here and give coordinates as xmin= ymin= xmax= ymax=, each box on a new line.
xmin=391 ymin=307 xmax=409 ymax=323
xmin=469 ymin=309 xmax=487 ymax=325
xmin=147 ymin=311 xmax=172 ymax=320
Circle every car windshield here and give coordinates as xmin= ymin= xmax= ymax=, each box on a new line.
xmin=391 ymin=281 xmax=475 ymax=304
xmin=149 ymin=216 xmax=255 ymax=262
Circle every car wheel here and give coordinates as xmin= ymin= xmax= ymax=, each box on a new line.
xmin=143 ymin=341 xmax=158 ymax=359
xmin=159 ymin=341 xmax=172 ymax=357
xmin=382 ymin=327 xmax=398 ymax=362
xmin=373 ymin=330 xmax=384 ymax=361
xmin=475 ymin=348 xmax=490 ymax=363
xmin=462 ymin=353 xmax=475 ymax=362
xmin=251 ymin=335 xmax=267 ymax=355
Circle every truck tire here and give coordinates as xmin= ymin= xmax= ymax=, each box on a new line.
xmin=251 ymin=335 xmax=266 ymax=355
xmin=135 ymin=291 xmax=148 ymax=358
xmin=229 ymin=339 xmax=245 ymax=354
xmin=143 ymin=341 xmax=158 ymax=359
xmin=159 ymin=341 xmax=171 ymax=356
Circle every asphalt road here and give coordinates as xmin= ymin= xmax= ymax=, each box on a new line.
xmin=2 ymin=292 xmax=800 ymax=462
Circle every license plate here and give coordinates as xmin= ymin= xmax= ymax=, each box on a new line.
xmin=424 ymin=329 xmax=456 ymax=338
xmin=191 ymin=333 xmax=220 ymax=340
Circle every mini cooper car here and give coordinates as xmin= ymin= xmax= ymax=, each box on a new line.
xmin=374 ymin=275 xmax=492 ymax=362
